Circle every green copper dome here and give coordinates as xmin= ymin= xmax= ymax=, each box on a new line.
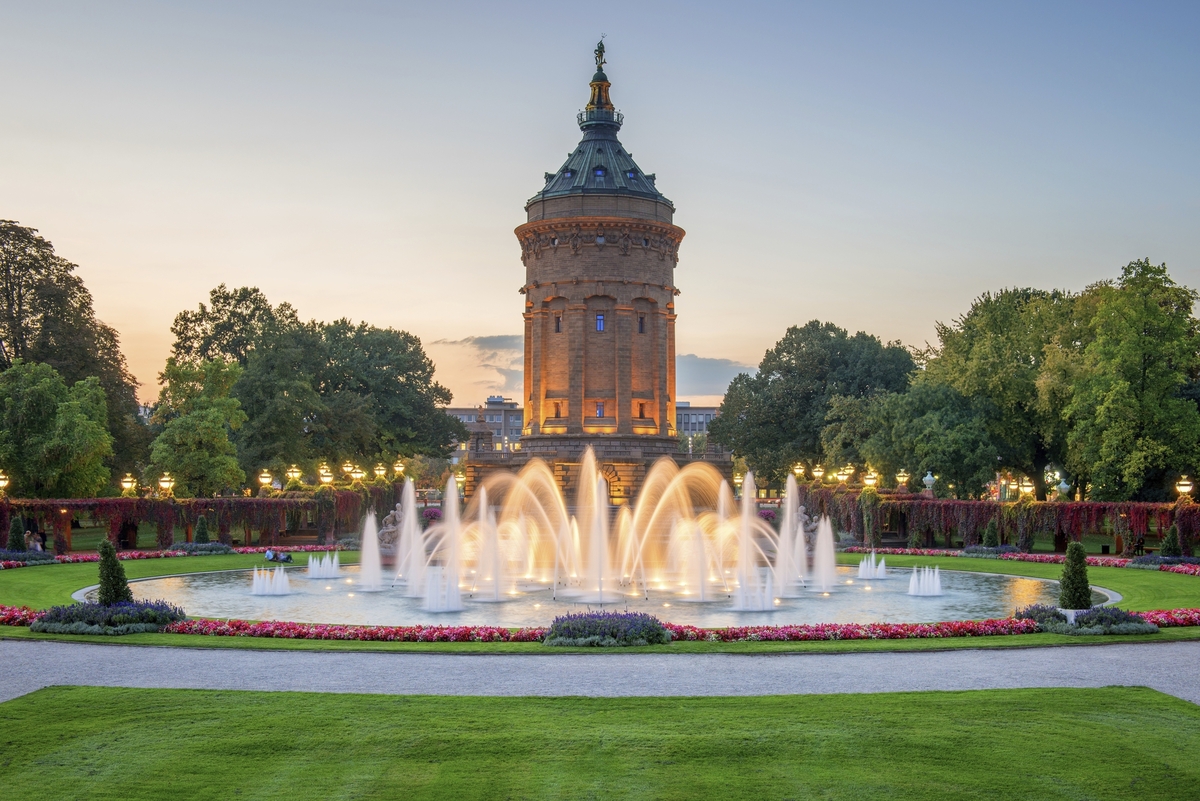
xmin=527 ymin=45 xmax=672 ymax=209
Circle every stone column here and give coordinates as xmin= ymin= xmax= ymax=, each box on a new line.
xmin=567 ymin=300 xmax=586 ymax=434
xmin=525 ymin=306 xmax=540 ymax=434
xmin=615 ymin=305 xmax=634 ymax=434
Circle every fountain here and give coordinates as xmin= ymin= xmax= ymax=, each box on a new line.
xmin=424 ymin=479 xmax=464 ymax=612
xmin=392 ymin=479 xmax=426 ymax=596
xmin=857 ymin=551 xmax=887 ymax=580
xmin=306 ymin=551 xmax=340 ymax=579
xmin=359 ymin=513 xmax=383 ymax=591
xmin=810 ymin=517 xmax=838 ymax=593
xmin=731 ymin=472 xmax=776 ymax=611
xmin=251 ymin=565 xmax=290 ymax=595
xmin=908 ymin=566 xmax=943 ymax=596
xmin=773 ymin=474 xmax=807 ymax=597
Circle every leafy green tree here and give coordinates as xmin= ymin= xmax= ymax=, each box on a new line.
xmin=982 ymin=519 xmax=999 ymax=548
xmin=1063 ymin=260 xmax=1200 ymax=500
xmin=708 ymin=320 xmax=914 ymax=483
xmin=820 ymin=394 xmax=884 ymax=473
xmin=860 ymin=382 xmax=999 ymax=499
xmin=7 ymin=516 xmax=24 ymax=551
xmin=0 ymin=221 xmax=148 ymax=477
xmin=97 ymin=538 xmax=133 ymax=605
xmin=1161 ymin=524 xmax=1182 ymax=558
xmin=1059 ymin=541 xmax=1092 ymax=610
xmin=193 ymin=515 xmax=210 ymax=544
xmin=922 ymin=288 xmax=1075 ymax=499
xmin=0 ymin=361 xmax=113 ymax=497
xmin=170 ymin=284 xmax=297 ymax=366
xmin=146 ymin=359 xmax=247 ymax=497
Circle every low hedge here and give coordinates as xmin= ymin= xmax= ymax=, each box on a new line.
xmin=544 ymin=611 xmax=670 ymax=647
xmin=30 ymin=600 xmax=187 ymax=636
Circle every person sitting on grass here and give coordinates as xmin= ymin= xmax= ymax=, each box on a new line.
xmin=263 ymin=548 xmax=293 ymax=563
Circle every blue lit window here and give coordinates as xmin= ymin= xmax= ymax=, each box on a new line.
xmin=596 ymin=402 xmax=605 ymax=418
xmin=627 ymin=171 xmax=637 ymax=179
xmin=596 ymin=314 xmax=605 ymax=331
xmin=594 ymin=167 xmax=606 ymax=177
xmin=563 ymin=170 xmax=573 ymax=179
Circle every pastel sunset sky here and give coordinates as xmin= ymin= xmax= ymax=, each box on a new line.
xmin=2 ymin=1 xmax=1197 ymax=405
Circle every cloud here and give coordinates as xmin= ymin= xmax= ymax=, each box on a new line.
xmin=430 ymin=334 xmax=524 ymax=399
xmin=676 ymin=353 xmax=755 ymax=398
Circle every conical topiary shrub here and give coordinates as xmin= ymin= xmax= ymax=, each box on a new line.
xmin=1059 ymin=541 xmax=1092 ymax=610
xmin=982 ymin=519 xmax=999 ymax=548
xmin=1161 ymin=524 xmax=1183 ymax=558
xmin=194 ymin=515 xmax=210 ymax=544
xmin=7 ymin=516 xmax=25 ymax=551
xmin=97 ymin=538 xmax=134 ymax=606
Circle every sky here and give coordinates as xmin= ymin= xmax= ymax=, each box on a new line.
xmin=2 ymin=1 xmax=1197 ymax=406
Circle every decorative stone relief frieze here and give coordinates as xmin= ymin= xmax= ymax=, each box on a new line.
xmin=517 ymin=220 xmax=683 ymax=265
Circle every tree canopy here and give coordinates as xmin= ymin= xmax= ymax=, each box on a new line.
xmin=0 ymin=221 xmax=147 ymax=477
xmin=165 ymin=286 xmax=467 ymax=477
xmin=0 ymin=360 xmax=114 ymax=497
xmin=708 ymin=320 xmax=915 ymax=483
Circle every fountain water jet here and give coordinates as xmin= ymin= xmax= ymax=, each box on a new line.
xmin=306 ymin=552 xmax=340 ymax=579
xmin=857 ymin=551 xmax=887 ymax=580
xmin=908 ymin=566 xmax=943 ymax=596
xmin=358 ymin=513 xmax=383 ymax=591
xmin=424 ymin=478 xmax=464 ymax=612
xmin=251 ymin=565 xmax=290 ymax=595
xmin=810 ymin=517 xmax=838 ymax=593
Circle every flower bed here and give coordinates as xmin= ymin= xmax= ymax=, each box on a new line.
xmin=663 ymin=618 xmax=1041 ymax=642
xmin=0 ymin=544 xmax=348 ymax=570
xmin=1161 ymin=564 xmax=1200 ymax=577
xmin=0 ymin=604 xmax=41 ymax=626
xmin=843 ymin=547 xmax=1131 ymax=567
xmin=163 ymin=619 xmax=547 ymax=642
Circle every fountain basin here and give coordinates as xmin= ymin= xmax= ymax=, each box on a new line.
xmin=121 ymin=565 xmax=1095 ymax=629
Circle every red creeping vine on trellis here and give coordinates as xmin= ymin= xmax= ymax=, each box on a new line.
xmin=794 ymin=483 xmax=1200 ymax=554
xmin=0 ymin=484 xmax=402 ymax=555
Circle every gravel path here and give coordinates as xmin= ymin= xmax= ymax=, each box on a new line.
xmin=3 ymin=639 xmax=1198 ymax=704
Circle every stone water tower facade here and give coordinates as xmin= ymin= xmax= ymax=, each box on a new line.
xmin=462 ymin=43 xmax=726 ymax=500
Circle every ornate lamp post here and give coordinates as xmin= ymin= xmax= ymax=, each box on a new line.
xmin=1177 ymin=475 xmax=1194 ymax=497
xmin=341 ymin=460 xmax=355 ymax=477
xmin=393 ymin=460 xmax=406 ymax=479
xmin=733 ymin=473 xmax=744 ymax=498
xmin=374 ymin=464 xmax=388 ymax=479
xmin=285 ymin=465 xmax=302 ymax=483
xmin=258 ymin=469 xmax=273 ymax=489
xmin=792 ymin=463 xmax=804 ymax=479
xmin=896 ymin=469 xmax=910 ymax=491
xmin=120 ymin=473 xmax=137 ymax=497
xmin=158 ymin=473 xmax=175 ymax=497
xmin=1019 ymin=476 xmax=1034 ymax=496
xmin=350 ymin=465 xmax=366 ymax=483
xmin=812 ymin=465 xmax=825 ymax=482
xmin=0 ymin=470 xmax=10 ymax=496
xmin=864 ymin=470 xmax=878 ymax=488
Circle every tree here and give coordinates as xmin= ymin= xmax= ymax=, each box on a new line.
xmin=708 ymin=320 xmax=914 ymax=483
xmin=1058 ymin=541 xmax=1092 ymax=610
xmin=0 ymin=361 xmax=113 ymax=497
xmin=0 ymin=221 xmax=148 ymax=478
xmin=146 ymin=359 xmax=247 ymax=497
xmin=1063 ymin=261 xmax=1200 ymax=500
xmin=193 ymin=515 xmax=210 ymax=544
xmin=1161 ymin=524 xmax=1182 ymax=558
xmin=922 ymin=288 xmax=1076 ymax=499
xmin=170 ymin=284 xmax=297 ymax=366
xmin=7 ymin=516 xmax=24 ymax=551
xmin=820 ymin=394 xmax=882 ymax=471
xmin=97 ymin=538 xmax=133 ymax=605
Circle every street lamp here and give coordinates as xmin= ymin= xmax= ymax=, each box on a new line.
xmin=318 ymin=470 xmax=334 ymax=487
xmin=374 ymin=463 xmax=388 ymax=479
xmin=0 ymin=470 xmax=10 ymax=496
xmin=896 ymin=469 xmax=910 ymax=489
xmin=393 ymin=460 xmax=406 ymax=478
xmin=285 ymin=465 xmax=302 ymax=483
xmin=812 ymin=466 xmax=825 ymax=482
xmin=342 ymin=460 xmax=354 ymax=476
xmin=258 ymin=469 xmax=273 ymax=488
xmin=120 ymin=473 xmax=137 ymax=495
xmin=864 ymin=470 xmax=878 ymax=487
xmin=350 ymin=465 xmax=366 ymax=482
xmin=1020 ymin=477 xmax=1034 ymax=495
xmin=792 ymin=463 xmax=804 ymax=479
xmin=1177 ymin=476 xmax=1194 ymax=496
xmin=158 ymin=473 xmax=175 ymax=497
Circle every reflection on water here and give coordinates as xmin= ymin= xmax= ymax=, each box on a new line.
xmin=130 ymin=565 xmax=1060 ymax=628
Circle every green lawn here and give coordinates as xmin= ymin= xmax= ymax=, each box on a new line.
xmin=3 ymin=550 xmax=1200 ymax=653
xmin=1 ymin=686 xmax=1196 ymax=800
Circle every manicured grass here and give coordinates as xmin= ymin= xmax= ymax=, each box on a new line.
xmin=835 ymin=552 xmax=1200 ymax=611
xmin=6 ymin=621 xmax=1200 ymax=654
xmin=0 ymin=553 xmax=359 ymax=609
xmin=1 ymin=686 xmax=1196 ymax=800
